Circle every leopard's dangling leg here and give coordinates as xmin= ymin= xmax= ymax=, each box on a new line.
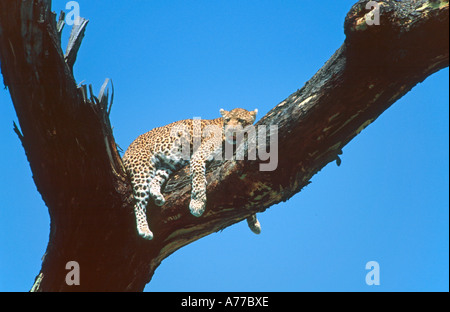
xmin=134 ymin=202 xmax=153 ymax=240
xmin=149 ymin=169 xmax=172 ymax=206
xmin=132 ymin=181 xmax=153 ymax=240
xmin=189 ymin=132 xmax=222 ymax=217
xmin=189 ymin=151 xmax=208 ymax=217
xmin=129 ymin=165 xmax=154 ymax=240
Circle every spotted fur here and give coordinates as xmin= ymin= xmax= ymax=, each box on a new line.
xmin=122 ymin=108 xmax=261 ymax=240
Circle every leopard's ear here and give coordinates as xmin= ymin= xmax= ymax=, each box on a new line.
xmin=220 ymin=108 xmax=228 ymax=117
xmin=250 ymin=108 xmax=258 ymax=121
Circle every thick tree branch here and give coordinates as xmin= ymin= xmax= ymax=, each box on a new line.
xmin=0 ymin=0 xmax=448 ymax=291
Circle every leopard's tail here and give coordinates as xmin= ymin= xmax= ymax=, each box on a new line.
xmin=246 ymin=214 xmax=261 ymax=235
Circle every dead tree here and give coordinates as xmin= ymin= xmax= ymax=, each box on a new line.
xmin=0 ymin=0 xmax=448 ymax=291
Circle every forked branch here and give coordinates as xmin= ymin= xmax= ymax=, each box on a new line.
xmin=0 ymin=0 xmax=448 ymax=291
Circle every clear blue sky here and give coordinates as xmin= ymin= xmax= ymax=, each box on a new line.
xmin=0 ymin=1 xmax=448 ymax=292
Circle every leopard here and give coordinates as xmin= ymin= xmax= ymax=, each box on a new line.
xmin=122 ymin=108 xmax=262 ymax=240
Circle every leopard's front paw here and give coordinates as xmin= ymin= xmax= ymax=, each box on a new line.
xmin=150 ymin=191 xmax=166 ymax=206
xmin=154 ymin=195 xmax=166 ymax=206
xmin=189 ymin=198 xmax=206 ymax=217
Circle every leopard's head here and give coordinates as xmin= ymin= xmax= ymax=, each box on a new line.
xmin=220 ymin=108 xmax=258 ymax=144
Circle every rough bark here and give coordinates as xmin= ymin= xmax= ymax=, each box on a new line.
xmin=0 ymin=0 xmax=448 ymax=291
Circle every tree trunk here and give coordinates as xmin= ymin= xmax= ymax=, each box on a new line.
xmin=0 ymin=0 xmax=448 ymax=291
